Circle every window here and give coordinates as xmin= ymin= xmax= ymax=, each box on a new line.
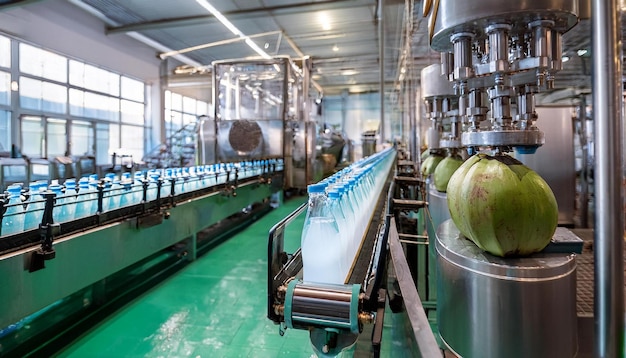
xmin=11 ymin=36 xmax=148 ymax=164
xmin=71 ymin=120 xmax=93 ymax=156
xmin=47 ymin=118 xmax=66 ymax=157
xmin=20 ymin=116 xmax=43 ymax=158
xmin=121 ymin=99 xmax=143 ymax=124
xmin=0 ymin=35 xmax=9 ymax=69
xmin=120 ymin=124 xmax=143 ymax=160
xmin=19 ymin=77 xmax=67 ymax=113
xmin=164 ymin=90 xmax=208 ymax=139
xmin=0 ymin=110 xmax=10 ymax=152
xmin=19 ymin=43 xmax=67 ymax=83
xmin=121 ymin=76 xmax=144 ymax=102
xmin=83 ymin=63 xmax=120 ymax=96
xmin=0 ymin=71 xmax=10 ymax=106
xmin=95 ymin=123 xmax=110 ymax=164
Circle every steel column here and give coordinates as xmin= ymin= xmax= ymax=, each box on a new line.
xmin=591 ymin=0 xmax=625 ymax=356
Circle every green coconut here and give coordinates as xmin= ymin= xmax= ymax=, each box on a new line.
xmin=420 ymin=154 xmax=443 ymax=176
xmin=446 ymin=153 xmax=558 ymax=257
xmin=433 ymin=154 xmax=464 ymax=192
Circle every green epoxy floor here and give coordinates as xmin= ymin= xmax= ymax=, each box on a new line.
xmin=58 ymin=198 xmax=402 ymax=357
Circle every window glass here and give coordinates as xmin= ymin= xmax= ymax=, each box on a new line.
xmin=170 ymin=92 xmax=182 ymax=111
xmin=41 ymin=49 xmax=66 ymax=83
xmin=121 ymin=76 xmax=144 ymax=102
xmin=0 ymin=35 xmax=10 ymax=68
xmin=0 ymin=110 xmax=10 ymax=152
xmin=183 ymin=113 xmax=195 ymax=126
xmin=21 ymin=116 xmax=43 ymax=158
xmin=109 ymin=123 xmax=120 ymax=153
xmin=120 ymin=124 xmax=143 ymax=160
xmin=183 ymin=96 xmax=196 ymax=113
xmin=19 ymin=43 xmax=42 ymax=77
xmin=69 ymin=88 xmax=84 ymax=116
xmin=71 ymin=120 xmax=93 ymax=156
xmin=69 ymin=60 xmax=84 ymax=87
xmin=47 ymin=118 xmax=66 ymax=157
xmin=84 ymin=64 xmax=114 ymax=95
xmin=42 ymin=81 xmax=67 ymax=113
xmin=20 ymin=76 xmax=42 ymax=110
xmin=96 ymin=122 xmax=110 ymax=164
xmin=121 ymin=99 xmax=144 ymax=124
xmin=0 ymin=71 xmax=10 ymax=106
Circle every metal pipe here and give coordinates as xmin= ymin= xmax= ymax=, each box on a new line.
xmin=578 ymin=96 xmax=589 ymax=228
xmin=378 ymin=0 xmax=386 ymax=143
xmin=591 ymin=0 xmax=625 ymax=356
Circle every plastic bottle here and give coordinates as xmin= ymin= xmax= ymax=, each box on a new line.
xmin=61 ymin=178 xmax=77 ymax=221
xmin=75 ymin=177 xmax=95 ymax=218
xmin=23 ymin=182 xmax=43 ymax=231
xmin=328 ymin=188 xmax=351 ymax=278
xmin=3 ymin=184 xmax=24 ymax=236
xmin=301 ymin=183 xmax=344 ymax=284
xmin=48 ymin=184 xmax=63 ymax=223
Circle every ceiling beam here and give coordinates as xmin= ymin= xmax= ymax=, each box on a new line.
xmin=106 ymin=0 xmax=370 ymax=34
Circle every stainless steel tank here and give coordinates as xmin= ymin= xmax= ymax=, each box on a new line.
xmin=436 ymin=219 xmax=578 ymax=358
xmin=426 ymin=184 xmax=450 ymax=303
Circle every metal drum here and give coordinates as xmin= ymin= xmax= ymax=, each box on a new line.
xmin=436 ymin=219 xmax=577 ymax=358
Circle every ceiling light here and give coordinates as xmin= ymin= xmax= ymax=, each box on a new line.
xmin=264 ymin=42 xmax=270 ymax=49
xmin=196 ymin=0 xmax=271 ymax=59
xmin=332 ymin=45 xmax=339 ymax=52
xmin=341 ymin=69 xmax=359 ymax=76
xmin=577 ymin=49 xmax=588 ymax=57
xmin=562 ymin=56 xmax=570 ymax=62
xmin=318 ymin=12 xmax=331 ymax=31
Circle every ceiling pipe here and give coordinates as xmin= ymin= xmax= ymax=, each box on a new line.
xmin=378 ymin=0 xmax=386 ymax=143
xmin=159 ymin=30 xmax=282 ymax=59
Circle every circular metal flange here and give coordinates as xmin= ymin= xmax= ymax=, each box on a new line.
xmin=461 ymin=129 xmax=544 ymax=147
xmin=430 ymin=0 xmax=579 ymax=52
xmin=440 ymin=139 xmax=463 ymax=148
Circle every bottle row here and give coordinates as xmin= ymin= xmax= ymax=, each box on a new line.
xmin=1 ymin=159 xmax=284 ymax=236
xmin=301 ymin=148 xmax=395 ymax=285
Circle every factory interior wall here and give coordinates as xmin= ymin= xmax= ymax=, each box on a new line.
xmin=0 ymin=0 xmax=168 ymax=152
xmin=322 ymin=91 xmax=397 ymax=153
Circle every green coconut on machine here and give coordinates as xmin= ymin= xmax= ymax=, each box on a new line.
xmin=446 ymin=153 xmax=558 ymax=257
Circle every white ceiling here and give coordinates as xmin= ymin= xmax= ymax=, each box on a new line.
xmin=65 ymin=0 xmax=418 ymax=96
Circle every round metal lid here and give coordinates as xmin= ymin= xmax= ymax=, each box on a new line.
xmin=436 ymin=219 xmax=576 ymax=280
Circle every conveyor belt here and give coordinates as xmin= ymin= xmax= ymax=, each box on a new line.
xmin=55 ymin=198 xmax=408 ymax=357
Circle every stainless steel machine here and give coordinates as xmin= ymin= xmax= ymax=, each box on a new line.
xmin=201 ymin=57 xmax=319 ymax=190
xmin=423 ymin=1 xmax=583 ymax=356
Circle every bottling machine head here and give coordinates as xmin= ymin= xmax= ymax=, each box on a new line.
xmin=428 ymin=0 xmax=579 ymax=153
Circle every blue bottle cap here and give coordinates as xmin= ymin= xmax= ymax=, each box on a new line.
xmin=307 ymin=183 xmax=326 ymax=194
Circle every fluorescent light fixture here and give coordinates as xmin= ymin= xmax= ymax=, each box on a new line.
xmin=341 ymin=69 xmax=359 ymax=76
xmin=195 ymin=0 xmax=243 ymax=37
xmin=562 ymin=56 xmax=570 ymax=62
xmin=196 ymin=0 xmax=272 ymax=59
xmin=577 ymin=49 xmax=588 ymax=57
